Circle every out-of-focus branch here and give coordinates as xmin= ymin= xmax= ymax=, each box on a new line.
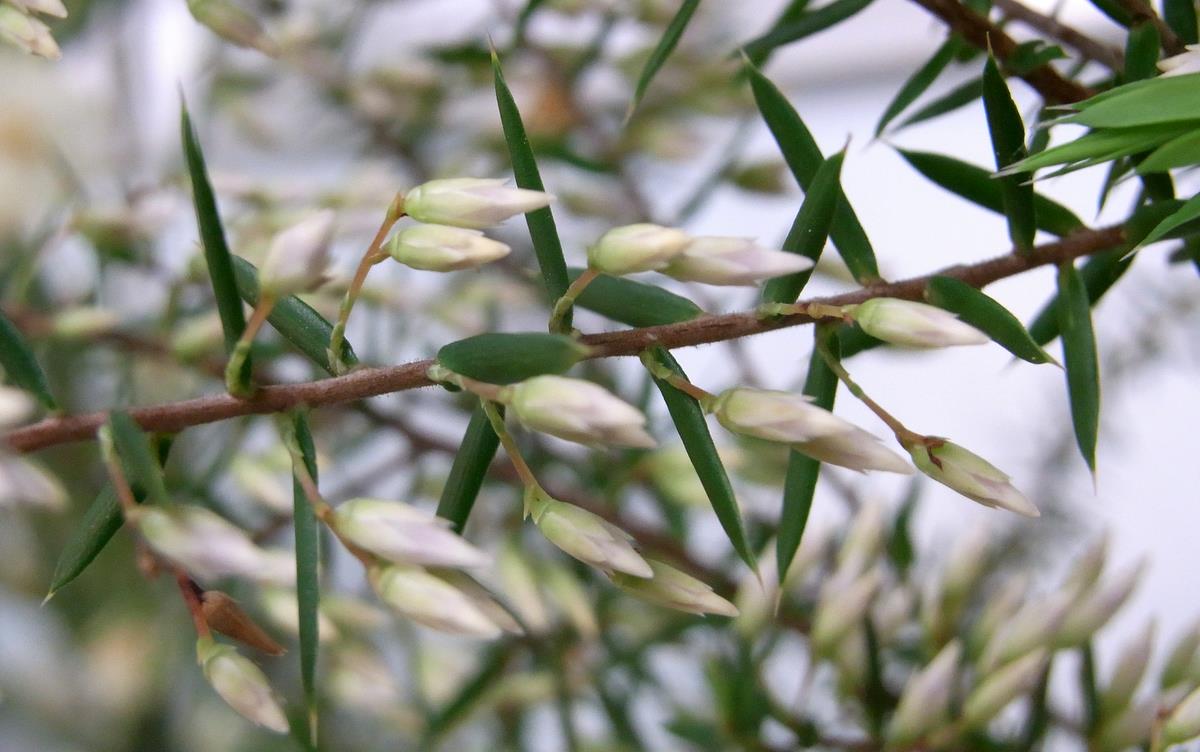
xmin=1113 ymin=0 xmax=1186 ymax=54
xmin=992 ymin=0 xmax=1125 ymax=71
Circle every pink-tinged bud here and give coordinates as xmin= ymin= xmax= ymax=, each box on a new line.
xmin=611 ymin=558 xmax=738 ymax=617
xmin=662 ymin=236 xmax=813 ymax=286
xmin=0 ymin=453 xmax=66 ymax=510
xmin=403 ymin=178 xmax=553 ymax=229
xmin=1162 ymin=619 xmax=1200 ymax=689
xmin=257 ymin=210 xmax=335 ymax=297
xmin=527 ymin=487 xmax=652 ymax=578
xmin=586 ymin=223 xmax=690 ymax=275
xmin=962 ymin=649 xmax=1048 ymax=729
xmin=1056 ymin=561 xmax=1145 ymax=647
xmin=131 ymin=505 xmax=266 ymax=581
xmin=0 ymin=5 xmax=59 ymax=59
xmin=1100 ymin=620 xmax=1154 ymax=715
xmin=1164 ymin=684 xmax=1200 ymax=746
xmin=370 ymin=565 xmax=501 ymax=638
xmin=1093 ymin=698 xmax=1156 ymax=752
xmin=196 ymin=639 xmax=288 ymax=733
xmin=0 ymin=386 xmax=36 ymax=428
xmin=908 ymin=439 xmax=1039 ymax=518
xmin=811 ymin=569 xmax=881 ymax=656
xmin=887 ymin=640 xmax=962 ymax=747
xmin=978 ymin=589 xmax=1073 ymax=673
xmin=333 ymin=497 xmax=490 ymax=569
xmin=507 ymin=375 xmax=656 ymax=449
xmin=186 ymin=0 xmax=278 ymax=56
xmin=385 ymin=224 xmax=511 ymax=271
xmin=850 ymin=298 xmax=989 ymax=348
xmin=1158 ymin=45 xmax=1200 ymax=77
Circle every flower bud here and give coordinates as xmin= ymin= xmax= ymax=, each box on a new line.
xmin=497 ymin=540 xmax=551 ymax=633
xmin=248 ymin=547 xmax=299 ymax=587
xmin=1100 ymin=620 xmax=1154 ymax=716
xmin=196 ymin=639 xmax=288 ymax=733
xmin=385 ymin=224 xmax=511 ymax=271
xmin=1159 ymin=45 xmax=1200 ymax=77
xmin=874 ymin=584 xmax=915 ymax=643
xmin=542 ymin=564 xmax=599 ymax=639
xmin=978 ymin=589 xmax=1073 ymax=673
xmin=966 ymin=574 xmax=1028 ymax=657
xmin=507 ymin=375 xmax=656 ymax=448
xmin=0 ymin=453 xmax=66 ymax=510
xmin=230 ymin=457 xmax=290 ymax=514
xmin=941 ymin=525 xmax=992 ymax=606
xmin=370 ymin=565 xmax=501 ymax=638
xmin=1063 ymin=533 xmax=1109 ymax=594
xmin=132 ymin=505 xmax=266 ymax=581
xmin=586 ymin=223 xmax=690 ymax=275
xmin=1093 ymin=698 xmax=1156 ymax=752
xmin=52 ymin=306 xmax=120 ymax=339
xmin=887 ymin=640 xmax=962 ymax=747
xmin=333 ymin=497 xmax=490 ymax=569
xmin=811 ymin=569 xmax=881 ymax=657
xmin=170 ymin=313 xmax=226 ymax=363
xmin=661 ymin=236 xmax=813 ymax=286
xmin=527 ymin=486 xmax=652 ymax=578
xmin=0 ymin=386 xmax=35 ymax=428
xmin=907 ymin=439 xmax=1039 ymax=518
xmin=962 ymin=648 xmax=1048 ymax=729
xmin=836 ymin=501 xmax=886 ymax=579
xmin=0 ymin=5 xmax=60 ymax=60
xmin=1163 ymin=684 xmax=1200 ymax=747
xmin=259 ymin=587 xmax=339 ymax=642
xmin=403 ymin=178 xmax=553 ymax=229
xmin=257 ymin=209 xmax=335 ymax=297
xmin=433 ymin=569 xmax=524 ymax=635
xmin=850 ymin=298 xmax=988 ymax=348
xmin=201 ymin=590 xmax=285 ymax=656
xmin=1055 ymin=561 xmax=1145 ymax=647
xmin=186 ymin=0 xmax=278 ymax=56
xmin=611 ymin=557 xmax=738 ymax=617
xmin=1162 ymin=619 xmax=1200 ymax=689
xmin=11 ymin=0 xmax=68 ymax=18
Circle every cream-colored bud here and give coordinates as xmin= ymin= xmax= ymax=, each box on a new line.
xmin=11 ymin=0 xmax=68 ymax=18
xmin=811 ymin=569 xmax=881 ymax=656
xmin=507 ymin=375 xmax=656 ymax=448
xmin=497 ymin=540 xmax=551 ymax=633
xmin=908 ymin=439 xmax=1039 ymax=518
xmin=186 ymin=0 xmax=278 ymax=55
xmin=874 ymin=585 xmax=915 ymax=643
xmin=542 ymin=564 xmax=599 ymax=639
xmin=795 ymin=426 xmax=914 ymax=475
xmin=611 ymin=558 xmax=738 ymax=617
xmin=941 ymin=525 xmax=992 ymax=605
xmin=257 ymin=209 xmax=335 ymax=296
xmin=1164 ymin=684 xmax=1200 ymax=746
xmin=850 ymin=298 xmax=988 ymax=348
xmin=403 ymin=178 xmax=553 ymax=229
xmin=52 ymin=306 xmax=120 ymax=339
xmin=979 ymin=589 xmax=1073 ymax=673
xmin=132 ymin=505 xmax=266 ymax=581
xmin=1159 ymin=45 xmax=1200 ymax=77
xmin=196 ymin=639 xmax=288 ymax=733
xmin=586 ymin=223 xmax=690 ymax=275
xmin=230 ymin=457 xmax=290 ymax=514
xmin=1063 ymin=533 xmax=1109 ymax=594
xmin=962 ymin=649 xmax=1048 ymax=729
xmin=966 ymin=574 xmax=1029 ymax=657
xmin=887 ymin=640 xmax=962 ymax=748
xmin=0 ymin=386 xmax=36 ymax=428
xmin=170 ymin=314 xmax=225 ymax=362
xmin=836 ymin=502 xmax=886 ymax=579
xmin=0 ymin=453 xmax=66 ymax=510
xmin=333 ymin=498 xmax=490 ymax=569
xmin=1056 ymin=561 xmax=1145 ymax=647
xmin=1100 ymin=620 xmax=1154 ymax=715
xmin=0 ymin=5 xmax=60 ymax=59
xmin=370 ymin=565 xmax=501 ymax=638
xmin=386 ymin=224 xmax=511 ymax=271
xmin=662 ymin=236 xmax=813 ymax=286
xmin=259 ymin=587 xmax=339 ymax=642
xmin=527 ymin=487 xmax=652 ymax=578
xmin=1093 ymin=697 xmax=1156 ymax=752
xmin=431 ymin=570 xmax=524 ymax=635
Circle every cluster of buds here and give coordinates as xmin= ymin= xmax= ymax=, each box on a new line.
xmin=256 ymin=209 xmax=337 ymax=297
xmin=0 ymin=0 xmax=65 ymax=60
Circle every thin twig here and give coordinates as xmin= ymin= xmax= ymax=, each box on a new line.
xmin=1113 ymin=0 xmax=1186 ymax=55
xmin=992 ymin=0 xmax=1125 ymax=71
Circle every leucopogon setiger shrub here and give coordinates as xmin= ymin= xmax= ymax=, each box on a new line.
xmin=3 ymin=1 xmax=1200 ymax=750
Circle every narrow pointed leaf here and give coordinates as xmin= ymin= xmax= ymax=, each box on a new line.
xmin=1060 ymin=73 xmax=1200 ymax=127
xmin=745 ymin=60 xmax=879 ymax=282
xmin=776 ymin=333 xmax=838 ymax=582
xmin=436 ymin=404 xmax=501 ymax=533
xmin=897 ymin=76 xmax=984 ymax=130
xmin=627 ymin=0 xmax=701 ymax=119
xmin=0 ymin=311 xmax=56 ymax=410
xmin=1056 ymin=263 xmax=1101 ymax=472
xmin=1124 ymin=21 xmax=1161 ymax=81
xmin=289 ymin=411 xmax=321 ymax=742
xmin=762 ymin=151 xmax=843 ymax=304
xmin=743 ymin=0 xmax=875 ymax=64
xmin=437 ymin=333 xmax=589 ymax=384
xmin=1140 ymin=191 xmax=1200 ymax=246
xmin=230 ymin=256 xmax=357 ymax=374
xmin=924 ymin=275 xmax=1055 ymax=364
xmin=569 ymin=268 xmax=704 ymax=327
xmin=875 ymin=37 xmax=961 ymax=136
xmin=982 ymin=55 xmax=1036 ymax=251
xmin=182 ymin=103 xmax=249 ymax=384
xmin=1028 ymin=250 xmax=1131 ymax=346
xmin=645 ymin=347 xmax=756 ymax=570
xmin=1137 ymin=130 xmax=1200 ymax=173
xmin=1164 ymin=0 xmax=1199 ymax=44
xmin=107 ymin=411 xmax=170 ymax=508
xmin=1003 ymin=122 xmax=1194 ymax=177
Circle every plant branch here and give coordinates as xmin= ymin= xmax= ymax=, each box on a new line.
xmin=3 ymin=225 xmax=1125 ymax=454
xmin=1113 ymin=0 xmax=1185 ymax=55
xmin=992 ymin=0 xmax=1125 ymax=71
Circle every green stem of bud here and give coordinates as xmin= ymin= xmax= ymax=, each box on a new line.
xmin=757 ymin=301 xmax=853 ymax=322
xmin=548 ymin=267 xmax=601 ymax=334
xmin=480 ymin=398 xmax=541 ymax=492
xmin=814 ymin=328 xmax=923 ymax=446
xmin=638 ymin=351 xmax=716 ymax=407
xmin=224 ymin=295 xmax=277 ymax=398
xmin=426 ymin=364 xmax=511 ymax=403
xmin=328 ymin=192 xmax=406 ymax=374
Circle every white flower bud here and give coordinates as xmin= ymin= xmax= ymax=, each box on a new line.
xmin=403 ymin=178 xmax=553 ymax=229
xmin=0 ymin=5 xmax=59 ymax=60
xmin=1093 ymin=697 xmax=1156 ymax=752
xmin=186 ymin=0 xmax=278 ymax=56
xmin=132 ymin=505 xmax=265 ymax=581
xmin=52 ymin=306 xmax=120 ymax=339
xmin=874 ymin=585 xmax=915 ymax=643
xmin=887 ymin=640 xmax=962 ymax=747
xmin=197 ymin=639 xmax=288 ymax=733
xmin=0 ymin=386 xmax=35 ymax=428
xmin=497 ymin=540 xmax=551 ymax=633
xmin=507 ymin=375 xmax=656 ymax=449
xmin=1159 ymin=45 xmax=1200 ymax=77
xmin=1164 ymin=684 xmax=1200 ymax=746
xmin=836 ymin=502 xmax=887 ymax=579
xmin=850 ymin=298 xmax=988 ymax=348
xmin=385 ymin=224 xmax=511 ymax=271
xmin=370 ymin=565 xmax=501 ymax=638
xmin=661 ymin=236 xmax=813 ymax=286
xmin=0 ymin=453 xmax=66 ymax=510
xmin=967 ymin=574 xmax=1029 ymax=657
xmin=257 ymin=209 xmax=335 ymax=297
xmin=797 ymin=427 xmax=914 ymax=475
xmin=527 ymin=487 xmax=652 ymax=578
xmin=1056 ymin=561 xmax=1144 ymax=648
xmin=1162 ymin=619 xmax=1200 ymax=689
xmin=811 ymin=569 xmax=881 ymax=657
xmin=642 ymin=445 xmax=741 ymax=508
xmin=259 ymin=587 xmax=339 ymax=642
xmin=1100 ymin=620 xmax=1154 ymax=715
xmin=941 ymin=525 xmax=992 ymax=606
xmin=170 ymin=314 xmax=226 ymax=362
xmin=433 ymin=570 xmax=524 ymax=635
xmin=586 ymin=223 xmax=690 ymax=275
xmin=230 ymin=457 xmax=290 ymax=514
xmin=962 ymin=648 xmax=1048 ymax=729
xmin=979 ymin=589 xmax=1073 ymax=673
xmin=11 ymin=0 xmax=68 ymax=18
xmin=542 ymin=564 xmax=599 ymax=639
xmin=611 ymin=558 xmax=738 ymax=617
xmin=246 ymin=547 xmax=298 ymax=587
xmin=333 ymin=497 xmax=489 ymax=569
xmin=1063 ymin=533 xmax=1109 ymax=594
xmin=908 ymin=439 xmax=1039 ymax=517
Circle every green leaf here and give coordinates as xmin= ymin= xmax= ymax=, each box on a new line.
xmin=645 ymin=347 xmax=756 ymax=571
xmin=1003 ymin=122 xmax=1194 ymax=177
xmin=1027 ymin=249 xmax=1131 ymax=346
xmin=897 ymin=76 xmax=984 ymax=130
xmin=745 ymin=60 xmax=880 ymax=282
xmin=875 ymin=37 xmax=961 ymax=136
xmin=1006 ymin=40 xmax=1067 ymax=74
xmin=492 ymin=49 xmax=571 ymax=323
xmin=898 ymin=150 xmax=1083 ymax=237
xmin=776 ymin=333 xmax=837 ymax=582
xmin=886 ymin=487 xmax=918 ymax=576
xmin=627 ymin=0 xmax=702 ymax=120
xmin=1124 ymin=21 xmax=1161 ymax=82
xmin=436 ymin=404 xmax=501 ymax=533
xmin=46 ymin=439 xmax=172 ymax=599
xmin=1060 ymin=73 xmax=1200 ymax=128
xmin=1056 ymin=262 xmax=1101 ymax=473
xmin=1164 ymin=0 xmax=1199 ymax=44
xmin=924 ymin=276 xmax=1056 ymax=364
xmin=1137 ymin=130 xmax=1200 ymax=173
xmin=289 ymin=411 xmax=321 ymax=743
xmin=569 ymin=267 xmax=704 ymax=326
xmin=107 ymin=411 xmax=171 ymax=507
xmin=437 ymin=333 xmax=590 ymax=384
xmin=743 ymin=0 xmax=875 ymax=64
xmin=982 ymin=55 xmax=1036 ymax=251
xmin=1140 ymin=191 xmax=1200 ymax=246
xmin=230 ymin=256 xmax=357 ymax=375
xmin=0 ymin=311 xmax=57 ymax=410
xmin=181 ymin=102 xmax=249 ymax=385
xmin=762 ymin=152 xmax=844 ymax=304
